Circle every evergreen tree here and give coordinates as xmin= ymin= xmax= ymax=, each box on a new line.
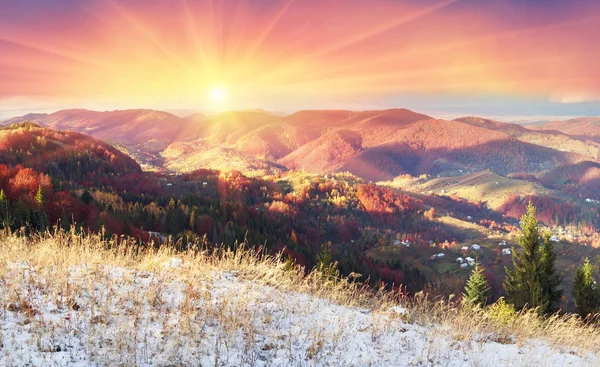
xmin=463 ymin=263 xmax=490 ymax=307
xmin=503 ymin=203 xmax=549 ymax=312
xmin=0 ymin=189 xmax=10 ymax=229
xmin=80 ymin=190 xmax=94 ymax=205
xmin=540 ymin=232 xmax=563 ymax=313
xmin=316 ymin=242 xmax=339 ymax=280
xmin=35 ymin=185 xmax=44 ymax=207
xmin=573 ymin=258 xmax=598 ymax=317
xmin=61 ymin=208 xmax=71 ymax=232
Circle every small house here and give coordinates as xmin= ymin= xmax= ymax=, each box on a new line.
xmin=471 ymin=244 xmax=481 ymax=251
xmin=465 ymin=257 xmax=475 ymax=266
xmin=436 ymin=253 xmax=445 ymax=258
xmin=460 ymin=263 xmax=469 ymax=268
xmin=502 ymin=248 xmax=512 ymax=256
xmin=498 ymin=240 xmax=508 ymax=246
xmin=550 ymin=236 xmax=559 ymax=243
xmin=461 ymin=246 xmax=469 ymax=252
xmin=456 ymin=257 xmax=464 ymax=263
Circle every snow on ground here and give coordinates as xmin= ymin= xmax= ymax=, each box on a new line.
xmin=0 ymin=259 xmax=596 ymax=366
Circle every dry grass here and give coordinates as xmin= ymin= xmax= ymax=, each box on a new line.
xmin=0 ymin=229 xmax=599 ymax=365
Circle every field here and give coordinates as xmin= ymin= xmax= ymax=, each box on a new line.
xmin=384 ymin=170 xmax=550 ymax=210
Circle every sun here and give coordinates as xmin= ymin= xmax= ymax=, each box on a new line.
xmin=208 ymin=86 xmax=227 ymax=104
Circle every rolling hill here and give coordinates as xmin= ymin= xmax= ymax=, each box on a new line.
xmin=2 ymin=109 xmax=197 ymax=145
xmin=533 ymin=117 xmax=600 ymax=139
xmin=279 ymin=115 xmax=590 ymax=181
xmin=4 ymin=108 xmax=600 ymax=186
xmin=382 ymin=170 xmax=551 ymax=210
xmin=0 ymin=121 xmax=141 ymax=177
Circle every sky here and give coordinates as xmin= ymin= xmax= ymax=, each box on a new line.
xmin=1 ymin=0 xmax=600 ymax=118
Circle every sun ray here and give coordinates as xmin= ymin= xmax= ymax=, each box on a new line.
xmin=239 ymin=0 xmax=296 ymax=64
xmin=313 ymin=0 xmax=459 ymax=58
xmin=0 ymin=36 xmax=112 ymax=72
xmin=1 ymin=0 xmax=599 ymax=110
xmin=316 ymin=14 xmax=600 ymax=78
xmin=237 ymin=0 xmax=460 ymax=90
xmin=105 ymin=0 xmax=195 ymax=74
xmin=180 ymin=0 xmax=213 ymax=75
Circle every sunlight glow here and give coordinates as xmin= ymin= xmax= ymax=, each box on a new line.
xmin=0 ymin=0 xmax=598 ymax=111
xmin=208 ymin=86 xmax=227 ymax=104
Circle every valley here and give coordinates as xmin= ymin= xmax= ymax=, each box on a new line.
xmin=2 ymin=109 xmax=600 ymax=309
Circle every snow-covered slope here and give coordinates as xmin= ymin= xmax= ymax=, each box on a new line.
xmin=0 ymin=259 xmax=594 ymax=366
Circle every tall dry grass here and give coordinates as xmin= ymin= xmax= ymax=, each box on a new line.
xmin=0 ymin=228 xmax=599 ymax=365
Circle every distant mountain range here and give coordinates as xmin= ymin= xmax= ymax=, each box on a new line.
xmin=3 ymin=108 xmax=599 ymax=182
xmin=532 ymin=117 xmax=600 ymax=140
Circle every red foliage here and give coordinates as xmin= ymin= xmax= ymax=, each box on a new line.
xmin=0 ymin=165 xmax=53 ymax=206
xmin=498 ymin=194 xmax=578 ymax=226
xmin=357 ymin=184 xmax=423 ymax=214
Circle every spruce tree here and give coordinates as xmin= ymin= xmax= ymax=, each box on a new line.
xmin=573 ymin=258 xmax=598 ymax=317
xmin=503 ymin=202 xmax=547 ymax=311
xmin=463 ymin=263 xmax=490 ymax=307
xmin=80 ymin=190 xmax=94 ymax=205
xmin=61 ymin=208 xmax=71 ymax=232
xmin=0 ymin=189 xmax=9 ymax=229
xmin=316 ymin=242 xmax=339 ymax=280
xmin=35 ymin=185 xmax=44 ymax=207
xmin=540 ymin=232 xmax=563 ymax=313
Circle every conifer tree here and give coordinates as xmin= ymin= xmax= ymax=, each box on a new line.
xmin=540 ymin=232 xmax=563 ymax=313
xmin=0 ymin=189 xmax=9 ymax=229
xmin=61 ymin=208 xmax=71 ymax=232
xmin=35 ymin=185 xmax=44 ymax=207
xmin=316 ymin=242 xmax=339 ymax=280
xmin=573 ymin=258 xmax=598 ymax=317
xmin=503 ymin=202 xmax=558 ymax=312
xmin=463 ymin=263 xmax=490 ymax=307
xmin=80 ymin=190 xmax=94 ymax=205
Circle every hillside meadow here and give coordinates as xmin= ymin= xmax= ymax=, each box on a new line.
xmin=1 ymin=229 xmax=600 ymax=366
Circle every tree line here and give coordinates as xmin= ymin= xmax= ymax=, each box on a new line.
xmin=464 ymin=202 xmax=598 ymax=318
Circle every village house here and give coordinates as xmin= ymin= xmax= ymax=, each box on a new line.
xmin=471 ymin=244 xmax=481 ymax=251
xmin=465 ymin=257 xmax=475 ymax=266
xmin=430 ymin=253 xmax=445 ymax=261
xmin=502 ymin=248 xmax=512 ymax=256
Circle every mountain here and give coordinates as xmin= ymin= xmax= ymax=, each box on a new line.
xmin=3 ymin=109 xmax=197 ymax=145
xmin=279 ymin=114 xmax=590 ymax=181
xmin=533 ymin=117 xmax=600 ymax=139
xmin=2 ymin=113 xmax=48 ymax=125
xmin=0 ymin=121 xmax=141 ymax=177
xmin=5 ymin=108 xmax=600 ymax=185
xmin=453 ymin=116 xmax=529 ymax=136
